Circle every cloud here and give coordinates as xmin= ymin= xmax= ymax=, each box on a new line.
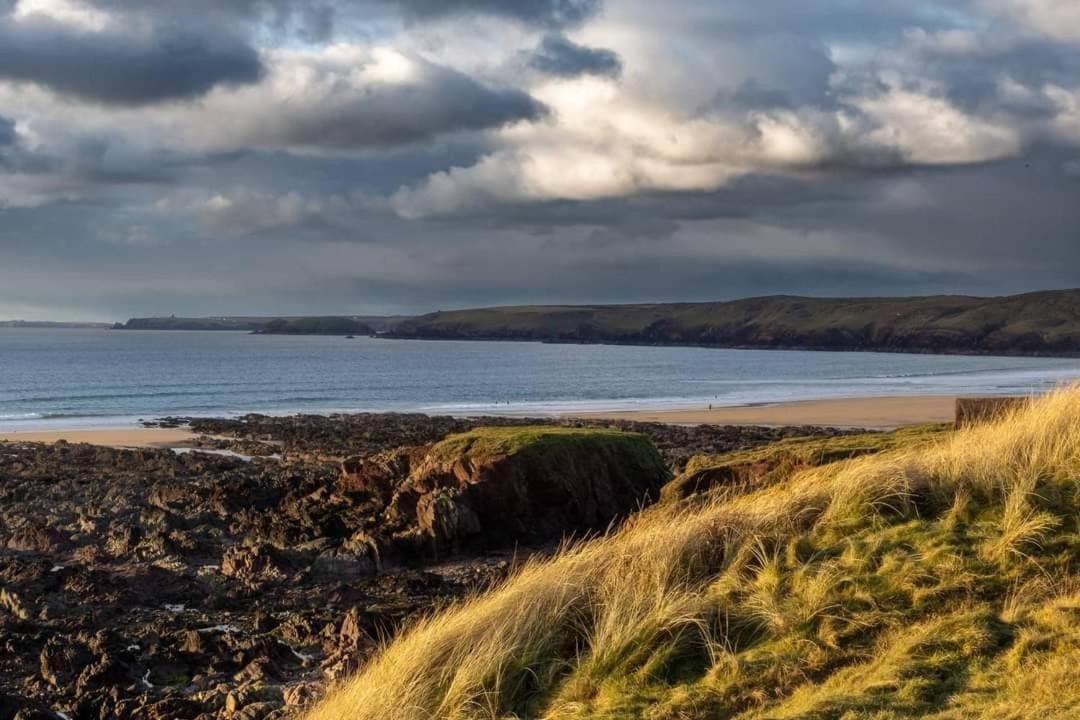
xmin=528 ymin=33 xmax=621 ymax=77
xmin=170 ymin=46 xmax=546 ymax=151
xmin=389 ymin=73 xmax=1022 ymax=217
xmin=0 ymin=115 xmax=14 ymax=145
xmin=387 ymin=0 xmax=600 ymax=27
xmin=5 ymin=0 xmax=1080 ymax=319
xmin=0 ymin=15 xmax=263 ymax=104
xmin=981 ymin=0 xmax=1080 ymax=43
xmin=195 ymin=190 xmax=341 ymax=234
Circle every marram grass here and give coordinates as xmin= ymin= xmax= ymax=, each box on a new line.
xmin=307 ymin=387 xmax=1080 ymax=720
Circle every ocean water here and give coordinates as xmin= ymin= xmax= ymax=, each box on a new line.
xmin=1 ymin=328 xmax=1079 ymax=430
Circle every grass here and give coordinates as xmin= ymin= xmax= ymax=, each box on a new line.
xmin=419 ymin=426 xmax=666 ymax=474
xmin=306 ymin=388 xmax=1080 ymax=720
xmin=661 ymin=424 xmax=948 ymax=503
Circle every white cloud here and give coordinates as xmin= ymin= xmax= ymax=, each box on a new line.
xmin=981 ymin=0 xmax=1080 ymax=43
xmin=13 ymin=0 xmax=114 ymax=31
xmin=852 ymin=84 xmax=1021 ymax=164
xmin=391 ymin=74 xmax=1022 ymax=217
xmin=1046 ymin=85 xmax=1080 ymax=145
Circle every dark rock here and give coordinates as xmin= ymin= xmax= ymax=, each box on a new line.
xmin=221 ymin=545 xmax=291 ymax=588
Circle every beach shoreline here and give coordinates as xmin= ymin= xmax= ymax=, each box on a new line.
xmin=0 ymin=394 xmax=965 ymax=447
xmin=0 ymin=427 xmax=197 ymax=448
xmin=565 ymin=394 xmax=959 ymax=429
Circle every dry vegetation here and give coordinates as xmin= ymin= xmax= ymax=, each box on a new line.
xmin=307 ymin=388 xmax=1080 ymax=720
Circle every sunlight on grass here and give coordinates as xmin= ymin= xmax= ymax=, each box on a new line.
xmin=306 ymin=387 xmax=1080 ymax=720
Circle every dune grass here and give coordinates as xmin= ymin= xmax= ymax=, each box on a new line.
xmin=661 ymin=423 xmax=948 ymax=503
xmin=306 ymin=388 xmax=1080 ymax=720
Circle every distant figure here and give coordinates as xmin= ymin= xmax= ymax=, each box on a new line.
xmin=708 ymin=404 xmax=713 ymax=411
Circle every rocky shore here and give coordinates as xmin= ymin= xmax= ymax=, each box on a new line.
xmin=1 ymin=413 xmax=847 ymax=719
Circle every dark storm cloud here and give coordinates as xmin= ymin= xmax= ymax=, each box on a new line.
xmin=82 ymin=0 xmax=600 ymax=34
xmin=0 ymin=115 xmax=14 ymax=146
xmin=83 ymin=0 xmax=343 ymax=41
xmin=528 ymin=34 xmax=621 ymax=78
xmin=0 ymin=18 xmax=263 ymax=105
xmin=388 ymin=0 xmax=600 ymax=27
xmin=250 ymin=60 xmax=546 ymax=149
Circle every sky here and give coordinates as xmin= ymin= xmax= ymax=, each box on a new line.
xmin=0 ymin=0 xmax=1078 ymax=321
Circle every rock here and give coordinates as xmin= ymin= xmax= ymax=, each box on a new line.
xmin=0 ymin=589 xmax=33 ymax=621
xmin=105 ymin=522 xmax=142 ymax=558
xmin=337 ymin=607 xmax=373 ymax=654
xmin=415 ymin=491 xmax=481 ymax=547
xmin=39 ymin=637 xmax=91 ymax=687
xmin=221 ymin=545 xmax=290 ymax=587
xmin=233 ymin=701 xmax=283 ymax=720
xmin=339 ymin=446 xmax=428 ymax=499
xmin=390 ymin=427 xmax=670 ymax=552
xmin=309 ymin=549 xmax=377 ymax=581
xmin=282 ymin=683 xmax=320 ymax=708
xmin=6 ymin=528 xmax=70 ymax=554
xmin=75 ymin=653 xmax=135 ymax=697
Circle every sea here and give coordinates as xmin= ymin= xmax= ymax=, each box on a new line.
xmin=1 ymin=328 xmax=1079 ymax=431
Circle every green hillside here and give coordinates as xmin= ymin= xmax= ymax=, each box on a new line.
xmin=387 ymin=289 xmax=1080 ymax=356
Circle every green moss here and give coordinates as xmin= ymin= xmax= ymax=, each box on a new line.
xmin=425 ymin=425 xmax=664 ymax=469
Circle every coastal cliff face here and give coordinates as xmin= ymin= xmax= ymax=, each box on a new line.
xmin=386 ymin=289 xmax=1080 ymax=356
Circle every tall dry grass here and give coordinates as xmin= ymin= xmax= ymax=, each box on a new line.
xmin=305 ymin=386 xmax=1080 ymax=720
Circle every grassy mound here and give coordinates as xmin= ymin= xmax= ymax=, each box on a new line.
xmin=307 ymin=390 xmax=1080 ymax=720
xmin=661 ymin=424 xmax=948 ymax=503
xmin=420 ymin=426 xmax=665 ymax=468
xmin=401 ymin=426 xmax=670 ymax=551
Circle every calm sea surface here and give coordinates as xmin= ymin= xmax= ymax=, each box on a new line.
xmin=1 ymin=328 xmax=1079 ymax=430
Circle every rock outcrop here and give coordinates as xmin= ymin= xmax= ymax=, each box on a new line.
xmin=386 ymin=427 xmax=671 ymax=552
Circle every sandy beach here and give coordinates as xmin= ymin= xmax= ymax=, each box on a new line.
xmin=0 ymin=427 xmax=197 ymax=448
xmin=570 ymin=394 xmax=959 ymax=429
xmin=0 ymin=395 xmax=961 ymax=448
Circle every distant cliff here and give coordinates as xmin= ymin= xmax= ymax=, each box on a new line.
xmin=115 ymin=290 xmax=1080 ymax=356
xmin=385 ymin=290 xmax=1080 ymax=357
xmin=252 ymin=317 xmax=374 ymax=336
xmin=0 ymin=320 xmax=111 ymax=329
xmin=116 ymin=315 xmax=401 ymax=334
xmin=115 ymin=317 xmax=264 ymax=331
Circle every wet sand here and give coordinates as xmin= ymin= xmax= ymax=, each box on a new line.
xmin=0 ymin=427 xmax=197 ymax=448
xmin=569 ymin=395 xmax=959 ymax=429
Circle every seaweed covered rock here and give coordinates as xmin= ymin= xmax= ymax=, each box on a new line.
xmin=389 ymin=427 xmax=670 ymax=552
